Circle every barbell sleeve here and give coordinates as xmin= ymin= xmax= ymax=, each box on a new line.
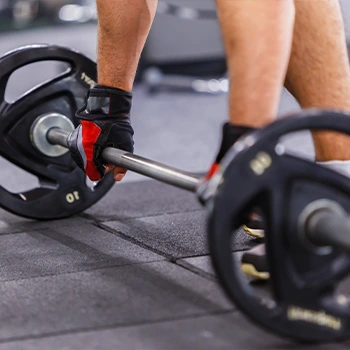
xmin=47 ymin=127 xmax=201 ymax=192
xmin=305 ymin=208 xmax=350 ymax=253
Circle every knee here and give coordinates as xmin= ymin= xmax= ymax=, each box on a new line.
xmin=278 ymin=0 xmax=296 ymax=23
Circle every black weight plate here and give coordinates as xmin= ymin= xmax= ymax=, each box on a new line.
xmin=0 ymin=45 xmax=115 ymax=220
xmin=208 ymin=110 xmax=350 ymax=342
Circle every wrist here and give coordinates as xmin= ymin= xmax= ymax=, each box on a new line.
xmin=76 ymin=85 xmax=132 ymax=121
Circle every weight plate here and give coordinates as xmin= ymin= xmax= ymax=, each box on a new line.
xmin=208 ymin=110 xmax=350 ymax=342
xmin=0 ymin=45 xmax=115 ymax=220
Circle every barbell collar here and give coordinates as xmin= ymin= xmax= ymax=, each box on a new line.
xmin=305 ymin=206 xmax=350 ymax=254
xmin=47 ymin=128 xmax=200 ymax=192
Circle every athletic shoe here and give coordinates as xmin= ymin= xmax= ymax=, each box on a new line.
xmin=241 ymin=243 xmax=269 ymax=280
xmin=243 ymin=210 xmax=265 ymax=239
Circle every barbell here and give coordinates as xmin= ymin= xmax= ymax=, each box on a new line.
xmin=2 ymin=45 xmax=350 ymax=343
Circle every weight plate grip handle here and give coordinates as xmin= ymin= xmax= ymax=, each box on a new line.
xmin=47 ymin=128 xmax=200 ymax=192
xmin=306 ymin=208 xmax=350 ymax=253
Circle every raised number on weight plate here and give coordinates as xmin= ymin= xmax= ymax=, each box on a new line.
xmin=66 ymin=191 xmax=80 ymax=203
xmin=250 ymin=152 xmax=272 ymax=176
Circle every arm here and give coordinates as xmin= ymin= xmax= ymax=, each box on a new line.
xmin=69 ymin=1 xmax=158 ymax=182
xmin=96 ymin=0 xmax=158 ymax=91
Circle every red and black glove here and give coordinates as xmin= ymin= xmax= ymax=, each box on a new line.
xmin=198 ymin=122 xmax=256 ymax=204
xmin=68 ymin=85 xmax=134 ymax=181
xmin=205 ymin=122 xmax=255 ymax=180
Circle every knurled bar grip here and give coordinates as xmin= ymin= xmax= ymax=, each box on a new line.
xmin=47 ymin=128 xmax=200 ymax=192
xmin=306 ymin=208 xmax=350 ymax=253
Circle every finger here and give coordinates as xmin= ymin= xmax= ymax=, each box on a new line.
xmin=105 ymin=164 xmax=115 ymax=173
xmin=114 ymin=167 xmax=128 ymax=182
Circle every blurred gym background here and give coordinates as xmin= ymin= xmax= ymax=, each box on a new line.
xmin=0 ymin=0 xmax=227 ymax=94
xmin=1 ymin=0 xmax=349 ymax=94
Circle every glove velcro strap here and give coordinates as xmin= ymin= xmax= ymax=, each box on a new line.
xmin=77 ymin=85 xmax=133 ymax=120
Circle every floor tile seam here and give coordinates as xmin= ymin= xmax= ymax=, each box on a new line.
xmin=0 ymin=217 xmax=94 ymax=236
xmin=96 ymin=222 xmax=175 ymax=260
xmin=96 ymin=224 xmax=224 ymax=272
xmin=175 ymin=253 xmax=212 ymax=260
xmin=82 ymin=208 xmax=205 ymax=224
xmin=174 ymin=247 xmax=257 ymax=260
xmin=0 ymin=226 xmax=53 ymax=236
xmin=0 ymin=309 xmax=237 ymax=345
xmin=0 ymin=258 xmax=166 ymax=284
xmin=173 ymin=251 xmax=267 ymax=282
xmin=174 ymin=259 xmax=216 ymax=282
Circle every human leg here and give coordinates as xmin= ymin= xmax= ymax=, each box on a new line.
xmin=214 ymin=0 xmax=350 ymax=163
xmin=216 ymin=0 xmax=295 ymax=128
xmin=285 ymin=0 xmax=350 ymax=161
xmin=200 ymin=0 xmax=296 ymax=233
xmin=204 ymin=0 xmax=295 ymax=176
xmin=242 ymin=0 xmax=350 ymax=279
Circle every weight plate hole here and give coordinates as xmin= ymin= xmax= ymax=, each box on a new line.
xmin=5 ymin=61 xmax=71 ymax=104
xmin=0 ymin=156 xmax=39 ymax=193
xmin=86 ymin=176 xmax=98 ymax=191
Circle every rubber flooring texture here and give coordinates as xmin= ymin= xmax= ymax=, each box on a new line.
xmin=0 ymin=179 xmax=349 ymax=349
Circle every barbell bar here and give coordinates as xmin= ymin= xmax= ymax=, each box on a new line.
xmin=47 ymin=127 xmax=200 ymax=193
xmin=47 ymin=126 xmax=350 ymax=254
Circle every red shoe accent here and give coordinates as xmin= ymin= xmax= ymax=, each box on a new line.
xmin=81 ymin=120 xmax=102 ymax=181
xmin=205 ymin=162 xmax=220 ymax=180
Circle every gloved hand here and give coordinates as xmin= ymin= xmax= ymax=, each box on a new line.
xmin=68 ymin=85 xmax=134 ymax=182
xmin=198 ymin=122 xmax=256 ymax=204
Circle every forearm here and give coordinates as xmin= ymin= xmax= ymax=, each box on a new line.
xmin=216 ymin=0 xmax=295 ymax=127
xmin=96 ymin=0 xmax=158 ymax=91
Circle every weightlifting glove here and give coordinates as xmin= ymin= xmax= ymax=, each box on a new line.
xmin=206 ymin=122 xmax=256 ymax=179
xmin=68 ymin=85 xmax=134 ymax=181
xmin=198 ymin=122 xmax=256 ymax=204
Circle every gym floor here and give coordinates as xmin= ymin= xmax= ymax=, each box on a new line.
xmin=0 ymin=25 xmax=348 ymax=349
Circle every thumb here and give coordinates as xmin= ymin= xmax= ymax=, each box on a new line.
xmin=114 ymin=167 xmax=128 ymax=182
